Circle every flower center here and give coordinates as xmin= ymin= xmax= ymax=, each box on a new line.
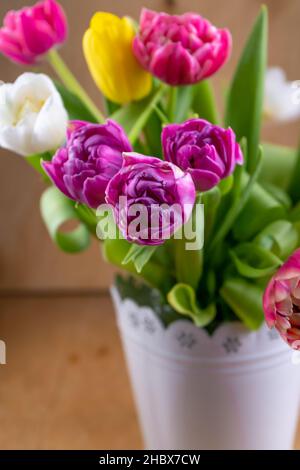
xmin=14 ymin=97 xmax=45 ymax=125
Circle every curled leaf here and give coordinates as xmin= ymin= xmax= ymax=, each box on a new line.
xmin=168 ymin=283 xmax=216 ymax=327
xmin=220 ymin=278 xmax=264 ymax=330
xmin=254 ymin=220 xmax=299 ymax=260
xmin=40 ymin=187 xmax=90 ymax=253
xmin=230 ymin=242 xmax=282 ymax=279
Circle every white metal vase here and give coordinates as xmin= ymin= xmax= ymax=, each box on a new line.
xmin=112 ymin=287 xmax=300 ymax=450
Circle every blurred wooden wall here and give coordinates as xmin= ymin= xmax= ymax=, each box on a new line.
xmin=0 ymin=0 xmax=299 ymax=292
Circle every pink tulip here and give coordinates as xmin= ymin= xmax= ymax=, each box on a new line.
xmin=263 ymin=249 xmax=300 ymax=350
xmin=0 ymin=0 xmax=67 ymax=65
xmin=133 ymin=8 xmax=231 ymax=86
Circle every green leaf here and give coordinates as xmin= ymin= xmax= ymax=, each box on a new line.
xmin=230 ymin=243 xmax=282 ymax=279
xmin=168 ymin=283 xmax=216 ymax=327
xmin=103 ymin=238 xmax=172 ymax=293
xmin=103 ymin=97 xmax=120 ymax=116
xmin=233 ymin=170 xmax=286 ymax=241
xmin=153 ymin=105 xmax=169 ymax=125
xmin=192 ymin=80 xmax=219 ymax=124
xmin=74 ymin=203 xmax=98 ymax=234
xmin=174 ymin=85 xmax=194 ymax=122
xmin=144 ymin=111 xmax=163 ymax=157
xmin=202 ymin=186 xmax=221 ymax=239
xmin=260 ymin=143 xmax=297 ymax=191
xmin=207 ymin=140 xmax=246 ymax=253
xmin=166 ymin=86 xmax=178 ymax=122
xmin=55 ymin=81 xmax=98 ymax=122
xmin=290 ymin=204 xmax=300 ymax=223
xmin=218 ymin=174 xmax=234 ymax=195
xmin=254 ymin=220 xmax=299 ymax=259
xmin=122 ymin=244 xmax=157 ymax=273
xmin=103 ymin=238 xmax=134 ymax=270
xmin=40 ymin=187 xmax=90 ymax=253
xmin=225 ymin=6 xmax=268 ymax=173
xmin=263 ymin=183 xmax=291 ymax=209
xmin=134 ymin=248 xmax=157 ymax=273
xmin=174 ymin=236 xmax=203 ymax=290
xmin=174 ymin=195 xmax=204 ymax=289
xmin=220 ymin=278 xmax=264 ymax=330
xmin=27 ymin=152 xmax=52 ymax=179
xmin=111 ymin=84 xmax=167 ymax=144
xmin=209 ymin=144 xmax=263 ymax=252
xmin=288 ymin=142 xmax=300 ymax=203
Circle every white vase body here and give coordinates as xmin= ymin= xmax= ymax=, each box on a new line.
xmin=112 ymin=289 xmax=300 ymax=450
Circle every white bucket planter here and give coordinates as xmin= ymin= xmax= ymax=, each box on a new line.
xmin=112 ymin=288 xmax=300 ymax=450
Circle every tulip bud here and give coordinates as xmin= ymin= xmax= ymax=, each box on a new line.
xmin=83 ymin=12 xmax=152 ymax=104
xmin=0 ymin=0 xmax=68 ymax=65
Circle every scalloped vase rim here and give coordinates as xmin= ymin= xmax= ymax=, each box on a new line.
xmin=111 ymin=287 xmax=291 ymax=367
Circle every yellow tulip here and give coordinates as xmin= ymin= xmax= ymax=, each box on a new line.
xmin=83 ymin=12 xmax=152 ymax=105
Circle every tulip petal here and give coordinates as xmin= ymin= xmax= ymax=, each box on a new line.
xmin=0 ymin=30 xmax=34 ymax=64
xmin=150 ymin=42 xmax=198 ymax=86
xmin=46 ymin=0 xmax=68 ymax=43
xmin=189 ymin=168 xmax=220 ymax=191
xmin=42 ymin=151 xmax=73 ymax=200
xmin=33 ymin=92 xmax=67 ymax=152
xmin=20 ymin=12 xmax=54 ymax=55
xmin=83 ymin=176 xmax=109 ymax=209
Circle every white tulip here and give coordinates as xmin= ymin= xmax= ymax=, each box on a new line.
xmin=0 ymin=72 xmax=68 ymax=156
xmin=264 ymin=67 xmax=300 ymax=122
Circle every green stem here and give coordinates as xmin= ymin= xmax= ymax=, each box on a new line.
xmin=174 ymin=194 xmax=203 ymax=290
xmin=192 ymin=80 xmax=220 ymax=124
xmin=154 ymin=105 xmax=169 ymax=124
xmin=74 ymin=204 xmax=98 ymax=236
xmin=47 ymin=49 xmax=105 ymax=123
xmin=208 ymin=148 xmax=263 ymax=255
xmin=128 ymin=84 xmax=167 ymax=144
xmin=167 ymin=86 xmax=178 ymax=122
xmin=289 ymin=142 xmax=300 ymax=203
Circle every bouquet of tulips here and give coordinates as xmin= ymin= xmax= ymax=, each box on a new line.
xmin=1 ymin=1 xmax=300 ymax=351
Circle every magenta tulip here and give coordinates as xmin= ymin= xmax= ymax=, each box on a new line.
xmin=133 ymin=8 xmax=231 ymax=86
xmin=162 ymin=118 xmax=243 ymax=192
xmin=105 ymin=153 xmax=196 ymax=245
xmin=42 ymin=120 xmax=132 ymax=209
xmin=0 ymin=0 xmax=67 ymax=65
xmin=263 ymin=249 xmax=300 ymax=350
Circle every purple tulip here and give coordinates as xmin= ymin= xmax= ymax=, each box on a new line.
xmin=0 ymin=0 xmax=67 ymax=65
xmin=263 ymin=249 xmax=300 ymax=351
xmin=105 ymin=153 xmax=196 ymax=245
xmin=162 ymin=119 xmax=243 ymax=192
xmin=133 ymin=9 xmax=231 ymax=86
xmin=42 ymin=120 xmax=132 ymax=209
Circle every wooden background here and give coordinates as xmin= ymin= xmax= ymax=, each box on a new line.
xmin=0 ymin=0 xmax=300 ymax=293
xmin=0 ymin=0 xmax=300 ymax=451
